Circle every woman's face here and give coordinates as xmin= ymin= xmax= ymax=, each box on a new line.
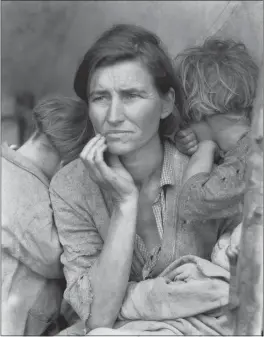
xmin=88 ymin=60 xmax=173 ymax=155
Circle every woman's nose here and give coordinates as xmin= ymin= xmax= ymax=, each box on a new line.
xmin=107 ymin=98 xmax=125 ymax=124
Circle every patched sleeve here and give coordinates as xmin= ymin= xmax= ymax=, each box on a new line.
xmin=178 ymin=154 xmax=247 ymax=220
xmin=50 ymin=187 xmax=103 ymax=323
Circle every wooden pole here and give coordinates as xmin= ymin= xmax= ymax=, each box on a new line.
xmin=232 ymin=60 xmax=263 ymax=335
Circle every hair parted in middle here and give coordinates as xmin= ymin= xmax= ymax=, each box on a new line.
xmin=175 ymin=37 xmax=259 ymax=123
xmin=74 ymin=23 xmax=185 ymax=137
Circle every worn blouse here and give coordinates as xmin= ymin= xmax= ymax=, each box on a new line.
xmin=1 ymin=143 xmax=63 ymax=335
xmin=50 ymin=140 xmax=241 ymax=323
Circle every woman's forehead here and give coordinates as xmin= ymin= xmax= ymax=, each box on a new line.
xmin=89 ymin=60 xmax=155 ymax=92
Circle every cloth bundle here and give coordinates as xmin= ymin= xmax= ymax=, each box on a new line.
xmin=86 ymin=255 xmax=233 ymax=336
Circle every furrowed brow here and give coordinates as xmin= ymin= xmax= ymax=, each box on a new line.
xmin=119 ymin=88 xmax=147 ymax=94
xmin=89 ymin=90 xmax=109 ymax=97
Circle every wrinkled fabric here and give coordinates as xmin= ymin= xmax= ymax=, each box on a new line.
xmin=118 ymin=256 xmax=230 ymax=321
xmin=87 ymin=256 xmax=232 ymax=336
xmin=178 ymin=132 xmax=250 ymax=221
xmin=1 ymin=143 xmax=64 ymax=335
xmin=50 ymin=140 xmax=241 ymax=324
xmin=59 ymin=233 xmax=237 ymax=336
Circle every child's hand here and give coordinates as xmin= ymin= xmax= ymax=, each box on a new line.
xmin=174 ymin=128 xmax=198 ymax=156
xmin=167 ymin=263 xmax=204 ymax=282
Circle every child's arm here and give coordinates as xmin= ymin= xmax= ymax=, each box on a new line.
xmin=178 ymin=125 xmax=249 ymax=221
xmin=182 ymin=140 xmax=217 ymax=185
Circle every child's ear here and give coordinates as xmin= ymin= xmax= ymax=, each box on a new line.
xmin=161 ymin=88 xmax=175 ymax=120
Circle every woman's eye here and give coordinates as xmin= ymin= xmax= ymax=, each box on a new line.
xmin=124 ymin=93 xmax=140 ymax=100
xmin=92 ymin=96 xmax=107 ymax=102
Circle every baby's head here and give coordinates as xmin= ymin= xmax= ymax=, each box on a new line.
xmin=176 ymin=38 xmax=259 ymax=124
xmin=32 ymin=96 xmax=94 ymax=166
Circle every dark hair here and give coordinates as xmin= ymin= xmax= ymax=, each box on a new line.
xmin=74 ymin=24 xmax=184 ymax=136
xmin=33 ymin=96 xmax=94 ymax=164
xmin=175 ymin=38 xmax=259 ymax=122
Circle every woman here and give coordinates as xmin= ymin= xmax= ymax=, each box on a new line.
xmin=2 ymin=96 xmax=92 ymax=335
xmin=50 ymin=24 xmax=241 ymax=335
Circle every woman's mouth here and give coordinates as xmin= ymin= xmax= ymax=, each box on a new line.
xmin=105 ymin=130 xmax=132 ymax=137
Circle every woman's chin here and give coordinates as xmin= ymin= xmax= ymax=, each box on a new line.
xmin=106 ymin=142 xmax=134 ymax=156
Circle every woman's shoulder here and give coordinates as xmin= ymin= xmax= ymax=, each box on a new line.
xmin=164 ymin=139 xmax=190 ymax=167
xmin=50 ymin=157 xmax=99 ymax=198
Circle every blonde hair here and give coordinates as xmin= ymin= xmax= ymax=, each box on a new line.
xmin=32 ymin=96 xmax=94 ymax=165
xmin=175 ymin=38 xmax=259 ymax=123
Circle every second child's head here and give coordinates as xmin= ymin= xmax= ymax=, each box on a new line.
xmin=32 ymin=96 xmax=94 ymax=166
xmin=176 ymin=38 xmax=259 ymax=124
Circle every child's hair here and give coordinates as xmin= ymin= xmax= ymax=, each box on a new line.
xmin=32 ymin=96 xmax=94 ymax=165
xmin=175 ymin=38 xmax=259 ymax=123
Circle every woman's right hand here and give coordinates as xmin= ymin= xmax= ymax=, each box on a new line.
xmin=80 ymin=134 xmax=138 ymax=203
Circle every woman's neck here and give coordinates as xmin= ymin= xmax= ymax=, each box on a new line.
xmin=17 ymin=135 xmax=60 ymax=180
xmin=119 ymin=134 xmax=164 ymax=189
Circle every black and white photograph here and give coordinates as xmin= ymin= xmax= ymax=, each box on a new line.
xmin=1 ymin=1 xmax=263 ymax=336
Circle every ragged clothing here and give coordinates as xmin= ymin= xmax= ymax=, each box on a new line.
xmin=65 ymin=255 xmax=233 ymax=336
xmin=50 ymin=139 xmax=242 ymax=324
xmin=178 ymin=132 xmax=250 ymax=221
xmin=117 ymin=256 xmax=230 ymax=323
xmin=1 ymin=143 xmax=64 ymax=335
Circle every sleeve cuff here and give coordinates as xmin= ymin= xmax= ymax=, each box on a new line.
xmin=64 ymin=272 xmax=94 ymax=323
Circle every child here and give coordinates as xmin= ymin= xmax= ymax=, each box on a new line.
xmin=171 ymin=39 xmax=259 ymax=304
xmin=174 ymin=38 xmax=259 ymax=223
xmin=2 ymin=96 xmax=93 ymax=335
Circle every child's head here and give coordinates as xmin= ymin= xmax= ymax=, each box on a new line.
xmin=176 ymin=38 xmax=259 ymax=123
xmin=32 ymin=96 xmax=94 ymax=165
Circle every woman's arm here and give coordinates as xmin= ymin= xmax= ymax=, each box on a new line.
xmin=50 ymin=178 xmax=138 ymax=331
xmin=51 ymin=135 xmax=139 ymax=331
xmin=79 ymin=135 xmax=139 ymax=329
xmin=88 ymin=197 xmax=138 ymax=329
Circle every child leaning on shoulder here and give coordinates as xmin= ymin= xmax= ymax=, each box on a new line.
xmin=174 ymin=37 xmax=258 ymax=271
